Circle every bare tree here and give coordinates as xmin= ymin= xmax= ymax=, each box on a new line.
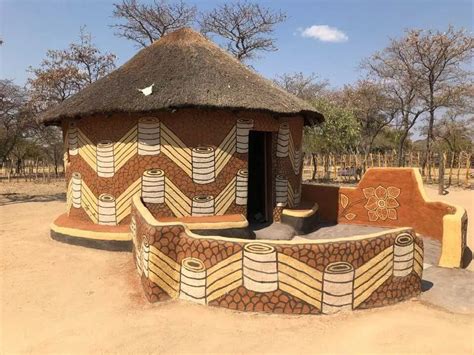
xmin=27 ymin=28 xmax=116 ymax=175
xmin=274 ymin=72 xmax=328 ymax=101
xmin=372 ymin=27 xmax=473 ymax=171
xmin=28 ymin=27 xmax=116 ymax=112
xmin=199 ymin=1 xmax=286 ymax=61
xmin=112 ymin=0 xmax=197 ymax=47
xmin=363 ymin=43 xmax=428 ymax=166
xmin=0 ymin=80 xmax=29 ymax=162
xmin=338 ymin=80 xmax=397 ymax=168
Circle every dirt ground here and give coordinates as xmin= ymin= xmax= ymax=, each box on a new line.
xmin=1 ymin=181 xmax=473 ymax=354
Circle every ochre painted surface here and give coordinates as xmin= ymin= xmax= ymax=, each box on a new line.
xmin=302 ymin=168 xmax=468 ymax=268
xmin=62 ymin=109 xmax=304 ymax=226
xmin=131 ymin=195 xmax=423 ymax=314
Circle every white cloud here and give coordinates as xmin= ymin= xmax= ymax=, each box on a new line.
xmin=300 ymin=25 xmax=348 ymax=43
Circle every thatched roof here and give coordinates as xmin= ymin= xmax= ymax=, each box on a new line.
xmin=40 ymin=28 xmax=323 ymax=125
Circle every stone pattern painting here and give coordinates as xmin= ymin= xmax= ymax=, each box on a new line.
xmin=131 ymin=199 xmax=423 ymax=315
xmin=63 ymin=110 xmax=305 ymax=225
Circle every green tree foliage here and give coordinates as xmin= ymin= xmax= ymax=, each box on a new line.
xmin=303 ymin=99 xmax=360 ymax=155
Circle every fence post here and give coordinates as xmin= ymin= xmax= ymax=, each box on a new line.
xmin=438 ymin=153 xmax=444 ymax=195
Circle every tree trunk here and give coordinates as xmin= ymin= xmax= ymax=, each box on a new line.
xmin=397 ymin=132 xmax=409 ymax=167
xmin=438 ymin=153 xmax=444 ymax=195
xmin=311 ymin=153 xmax=318 ymax=180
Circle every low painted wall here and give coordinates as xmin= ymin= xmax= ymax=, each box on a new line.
xmin=131 ymin=195 xmax=423 ymax=314
xmin=302 ymin=168 xmax=468 ymax=268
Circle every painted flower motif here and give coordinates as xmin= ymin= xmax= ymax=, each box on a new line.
xmin=363 ymin=185 xmax=400 ymax=221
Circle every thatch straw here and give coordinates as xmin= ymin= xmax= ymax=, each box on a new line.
xmin=40 ymin=28 xmax=323 ymax=125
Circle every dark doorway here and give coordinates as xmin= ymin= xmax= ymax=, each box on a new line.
xmin=247 ymin=131 xmax=273 ymax=223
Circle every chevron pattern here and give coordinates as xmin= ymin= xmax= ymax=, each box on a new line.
xmin=135 ymin=234 xmax=423 ymax=313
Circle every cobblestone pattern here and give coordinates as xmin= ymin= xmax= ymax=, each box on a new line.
xmin=133 ymin=202 xmax=422 ymax=314
xmin=358 ymin=273 xmax=422 ymax=309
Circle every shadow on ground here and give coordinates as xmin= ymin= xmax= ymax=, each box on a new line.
xmin=0 ymin=192 xmax=66 ymax=206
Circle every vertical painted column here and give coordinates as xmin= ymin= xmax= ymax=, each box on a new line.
xmin=71 ymin=172 xmax=82 ymax=208
xmin=68 ymin=122 xmax=79 ymax=156
xmin=138 ymin=117 xmax=160 ymax=156
xmin=192 ymin=146 xmax=215 ymax=184
xmin=98 ymin=193 xmax=117 ymax=225
xmin=322 ymin=262 xmax=354 ymax=314
xmin=235 ymin=169 xmax=248 ymax=205
xmin=236 ymin=119 xmax=254 ymax=153
xmin=243 ymin=243 xmax=278 ymax=292
xmin=192 ymin=195 xmax=215 ymax=216
xmin=142 ymin=169 xmax=165 ymax=203
xmin=96 ymin=141 xmax=115 ymax=177
xmin=179 ymin=258 xmax=207 ymax=304
xmin=276 ymin=122 xmax=290 ymax=157
xmin=393 ymin=233 xmax=414 ymax=277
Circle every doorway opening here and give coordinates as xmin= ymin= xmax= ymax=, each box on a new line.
xmin=247 ymin=131 xmax=273 ymax=224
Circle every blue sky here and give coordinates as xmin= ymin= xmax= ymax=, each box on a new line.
xmin=1 ymin=0 xmax=472 ymax=88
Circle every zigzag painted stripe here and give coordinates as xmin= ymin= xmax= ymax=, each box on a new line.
xmin=215 ymin=177 xmax=236 ymax=215
xmin=116 ymin=178 xmax=141 ymax=223
xmin=149 ymin=245 xmax=180 ymax=298
xmin=215 ymin=126 xmax=237 ymax=175
xmin=81 ymin=181 xmax=99 ymax=224
xmin=161 ymin=124 xmax=192 ymax=176
xmin=164 ymin=178 xmax=192 ymax=217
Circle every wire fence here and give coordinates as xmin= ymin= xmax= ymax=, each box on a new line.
xmin=302 ymin=151 xmax=473 ymax=188
xmin=0 ymin=160 xmax=65 ymax=183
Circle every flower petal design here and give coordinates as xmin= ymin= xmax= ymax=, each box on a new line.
xmin=364 ymin=196 xmax=378 ymax=211
xmin=377 ymin=207 xmax=388 ymax=221
xmin=345 ymin=213 xmax=356 ymax=221
xmin=386 ymin=197 xmax=399 ymax=209
xmin=387 ymin=186 xmax=401 ymax=199
xmin=375 ymin=186 xmax=387 ymax=199
xmin=387 ymin=208 xmax=397 ymax=220
xmin=363 ymin=187 xmax=375 ymax=199
xmin=368 ymin=210 xmax=378 ymax=221
xmin=340 ymin=194 xmax=349 ymax=209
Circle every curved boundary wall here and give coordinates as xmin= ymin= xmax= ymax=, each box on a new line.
xmin=302 ymin=168 xmax=467 ymax=268
xmin=131 ymin=195 xmax=423 ymax=314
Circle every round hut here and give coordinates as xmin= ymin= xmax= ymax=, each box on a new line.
xmin=40 ymin=28 xmax=428 ymax=315
xmin=40 ymin=28 xmax=323 ymax=249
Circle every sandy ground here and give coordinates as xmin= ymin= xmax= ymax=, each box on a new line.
xmin=1 ymin=182 xmax=473 ymax=354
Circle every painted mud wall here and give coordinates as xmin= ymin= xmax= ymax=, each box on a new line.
xmin=302 ymin=168 xmax=468 ymax=268
xmin=62 ymin=109 xmax=304 ymax=226
xmin=131 ymin=197 xmax=423 ymax=314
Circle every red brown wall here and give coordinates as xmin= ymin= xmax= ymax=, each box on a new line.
xmin=63 ymin=109 xmax=304 ymax=224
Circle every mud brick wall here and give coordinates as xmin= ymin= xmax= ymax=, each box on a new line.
xmin=131 ymin=198 xmax=423 ymax=315
xmin=302 ymin=168 xmax=456 ymax=241
xmin=62 ymin=109 xmax=304 ymax=225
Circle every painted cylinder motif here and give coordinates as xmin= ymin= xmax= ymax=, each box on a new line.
xmin=277 ymin=122 xmax=290 ymax=157
xmin=236 ymin=119 xmax=254 ymax=153
xmin=68 ymin=122 xmax=79 ymax=156
xmin=322 ymin=262 xmax=354 ymax=314
xmin=191 ymin=195 xmax=215 ymax=216
xmin=275 ymin=175 xmax=288 ymax=206
xmin=138 ymin=117 xmax=160 ymax=156
xmin=141 ymin=236 xmax=150 ymax=277
xmin=142 ymin=169 xmax=165 ymax=204
xmin=179 ymin=258 xmax=207 ymax=304
xmin=98 ymin=193 xmax=117 ymax=226
xmin=243 ymin=243 xmax=278 ymax=292
xmin=393 ymin=233 xmax=414 ymax=277
xmin=96 ymin=141 xmax=114 ymax=177
xmin=293 ymin=149 xmax=301 ymax=174
xmin=192 ymin=146 xmax=215 ymax=184
xmin=235 ymin=169 xmax=248 ymax=205
xmin=71 ymin=172 xmax=82 ymax=208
